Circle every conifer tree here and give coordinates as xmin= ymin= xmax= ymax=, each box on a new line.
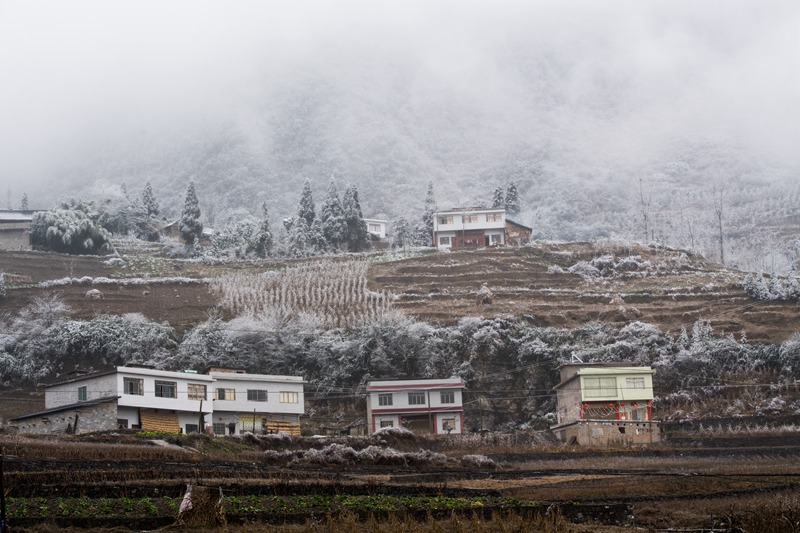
xmin=391 ymin=217 xmax=412 ymax=250
xmin=492 ymin=186 xmax=504 ymax=208
xmin=180 ymin=180 xmax=203 ymax=244
xmin=420 ymin=181 xmax=437 ymax=247
xmin=505 ymin=181 xmax=520 ymax=216
xmin=309 ymin=219 xmax=327 ymax=254
xmin=288 ymin=217 xmax=311 ymax=257
xmin=141 ymin=179 xmax=159 ymax=217
xmin=252 ymin=201 xmax=274 ymax=258
xmin=19 ymin=193 xmax=29 ymax=210
xmin=298 ymin=179 xmax=315 ymax=226
xmin=343 ymin=184 xmax=368 ymax=251
xmin=320 ymin=178 xmax=348 ymax=248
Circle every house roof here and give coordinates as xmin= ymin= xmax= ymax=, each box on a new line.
xmin=435 ymin=207 xmax=505 ymax=216
xmin=208 ymin=371 xmax=307 ymax=384
xmin=0 ymin=210 xmax=34 ymax=222
xmin=506 ymin=219 xmax=533 ymax=231
xmin=10 ymin=396 xmax=120 ymax=422
xmin=367 ymin=378 xmax=465 ymax=391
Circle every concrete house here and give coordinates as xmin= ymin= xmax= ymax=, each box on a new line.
xmin=550 ymin=362 xmax=661 ymax=446
xmin=363 ymin=218 xmax=388 ymax=240
xmin=11 ymin=366 xmax=306 ymax=436
xmin=0 ymin=209 xmax=34 ymax=250
xmin=432 ymin=207 xmax=506 ymax=250
xmin=366 ymin=378 xmax=466 ymax=435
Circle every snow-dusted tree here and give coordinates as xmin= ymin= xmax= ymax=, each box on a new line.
xmin=342 ymin=185 xmax=368 ymax=252
xmin=320 ymin=178 xmax=348 ymax=249
xmin=252 ymin=201 xmax=274 ymax=258
xmin=141 ymin=179 xmax=159 ymax=217
xmin=19 ymin=193 xmax=28 ymax=210
xmin=418 ymin=180 xmax=437 ymax=247
xmin=288 ymin=217 xmax=311 ymax=257
xmin=0 ymin=273 xmax=5 ymax=298
xmin=298 ymin=179 xmax=316 ymax=226
xmin=29 ymin=208 xmax=112 ymax=255
xmin=309 ymin=219 xmax=327 ymax=254
xmin=180 ymin=180 xmax=203 ymax=244
xmin=505 ymin=181 xmax=520 ymax=216
xmin=391 ymin=218 xmax=412 ymax=250
xmin=491 ymin=186 xmax=504 ymax=208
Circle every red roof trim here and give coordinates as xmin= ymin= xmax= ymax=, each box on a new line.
xmin=367 ymin=382 xmax=465 ymax=391
xmin=371 ymin=406 xmax=464 ymax=414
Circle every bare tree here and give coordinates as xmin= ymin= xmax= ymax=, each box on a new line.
xmin=712 ymin=182 xmax=725 ymax=265
xmin=638 ymin=175 xmax=653 ymax=242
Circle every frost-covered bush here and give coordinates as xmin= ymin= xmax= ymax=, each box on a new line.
xmin=460 ymin=454 xmax=496 ymax=469
xmin=29 ymin=208 xmax=112 ymax=255
xmin=742 ymin=271 xmax=800 ymax=301
xmin=0 ymin=273 xmax=5 ymax=298
xmin=567 ymin=254 xmax=653 ymax=279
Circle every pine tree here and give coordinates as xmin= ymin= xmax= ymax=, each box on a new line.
xmin=252 ymin=201 xmax=274 ymax=258
xmin=342 ymin=185 xmax=368 ymax=252
xmin=180 ymin=180 xmax=203 ymax=244
xmin=19 ymin=193 xmax=28 ymax=210
xmin=421 ymin=181 xmax=437 ymax=247
xmin=141 ymin=179 xmax=159 ymax=217
xmin=298 ymin=179 xmax=315 ymax=226
xmin=309 ymin=219 xmax=327 ymax=254
xmin=320 ymin=178 xmax=348 ymax=249
xmin=288 ymin=217 xmax=311 ymax=257
xmin=391 ymin=218 xmax=412 ymax=250
xmin=492 ymin=186 xmax=504 ymax=208
xmin=505 ymin=181 xmax=520 ymax=216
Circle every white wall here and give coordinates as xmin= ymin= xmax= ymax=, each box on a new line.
xmin=211 ymin=373 xmax=305 ymax=416
xmin=45 ymin=373 xmax=117 ymax=409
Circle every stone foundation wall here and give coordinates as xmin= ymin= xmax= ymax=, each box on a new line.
xmin=13 ymin=401 xmax=118 ymax=435
xmin=552 ymin=420 xmax=661 ymax=446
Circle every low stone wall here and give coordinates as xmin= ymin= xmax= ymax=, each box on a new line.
xmin=552 ymin=419 xmax=661 ymax=446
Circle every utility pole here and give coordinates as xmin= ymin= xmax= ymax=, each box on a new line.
xmin=1 ymin=447 xmax=7 ymax=533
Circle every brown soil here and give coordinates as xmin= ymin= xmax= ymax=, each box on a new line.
xmin=369 ymin=243 xmax=800 ymax=343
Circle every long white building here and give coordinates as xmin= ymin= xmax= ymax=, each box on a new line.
xmin=12 ymin=365 xmax=306 ymax=436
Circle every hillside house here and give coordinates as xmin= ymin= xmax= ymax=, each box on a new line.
xmin=363 ymin=218 xmax=388 ymax=239
xmin=550 ymin=362 xmax=660 ymax=445
xmin=366 ymin=378 xmax=465 ymax=435
xmin=0 ymin=209 xmax=34 ymax=250
xmin=433 ymin=207 xmax=506 ymax=250
xmin=11 ymin=366 xmax=306 ymax=436
xmin=505 ymin=219 xmax=533 ymax=246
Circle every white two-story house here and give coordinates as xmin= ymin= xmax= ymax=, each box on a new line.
xmin=366 ymin=378 xmax=466 ymax=435
xmin=432 ymin=207 xmax=506 ymax=250
xmin=11 ymin=365 xmax=306 ymax=436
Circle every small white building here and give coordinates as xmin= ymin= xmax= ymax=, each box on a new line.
xmin=11 ymin=366 xmax=306 ymax=436
xmin=0 ymin=209 xmax=34 ymax=250
xmin=363 ymin=218 xmax=388 ymax=239
xmin=366 ymin=378 xmax=466 ymax=435
xmin=432 ymin=207 xmax=506 ymax=250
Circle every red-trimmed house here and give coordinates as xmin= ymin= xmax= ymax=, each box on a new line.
xmin=550 ymin=362 xmax=661 ymax=445
xmin=366 ymin=378 xmax=465 ymax=435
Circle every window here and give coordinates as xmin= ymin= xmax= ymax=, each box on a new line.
xmin=378 ymin=393 xmax=393 ymax=406
xmin=280 ymin=391 xmax=299 ymax=404
xmin=440 ymin=391 xmax=455 ymax=404
xmin=442 ymin=418 xmax=456 ymax=433
xmin=439 ymin=236 xmax=451 ymax=246
xmin=463 ymin=214 xmax=478 ymax=223
xmin=77 ymin=386 xmax=87 ymax=401
xmin=438 ymin=216 xmax=453 ymax=225
xmin=490 ymin=234 xmax=502 ymax=244
xmin=408 ymin=392 xmax=426 ymax=405
xmin=486 ymin=213 xmax=502 ymax=222
xmin=368 ymin=223 xmax=381 ymax=233
xmin=185 ymin=424 xmax=199 ymax=434
xmin=380 ymin=420 xmax=394 ymax=428
xmin=213 ymin=422 xmax=227 ymax=435
xmin=155 ymin=380 xmax=177 ymax=399
xmin=626 ymin=377 xmax=645 ymax=389
xmin=123 ymin=377 xmax=143 ymax=396
xmin=117 ymin=419 xmax=128 ymax=429
xmin=583 ymin=377 xmax=617 ymax=398
xmin=215 ymin=388 xmax=235 ymax=401
xmin=247 ymin=389 xmax=268 ymax=402
xmin=188 ymin=384 xmax=207 ymax=401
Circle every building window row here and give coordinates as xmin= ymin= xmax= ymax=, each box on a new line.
xmin=376 ymin=390 xmax=456 ymax=406
xmin=114 ymin=380 xmax=299 ymax=403
xmin=437 ymin=214 xmax=503 ymax=226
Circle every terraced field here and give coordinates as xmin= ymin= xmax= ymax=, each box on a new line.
xmin=369 ymin=243 xmax=799 ymax=343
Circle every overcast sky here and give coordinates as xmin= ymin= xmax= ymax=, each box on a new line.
xmin=1 ymin=0 xmax=798 ymax=203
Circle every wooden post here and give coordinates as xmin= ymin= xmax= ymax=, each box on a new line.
xmin=198 ymin=399 xmax=204 ymax=433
